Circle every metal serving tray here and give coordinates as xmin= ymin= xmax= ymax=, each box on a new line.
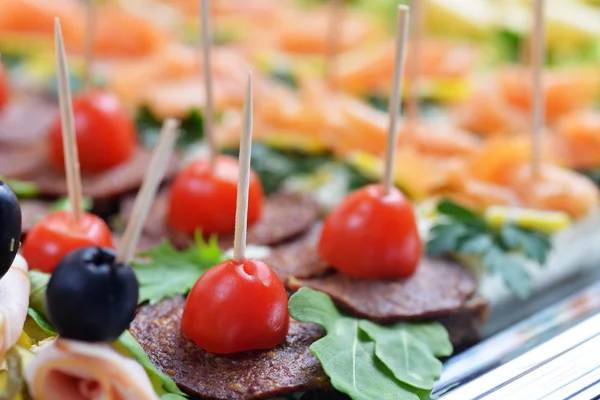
xmin=433 ymin=271 xmax=600 ymax=400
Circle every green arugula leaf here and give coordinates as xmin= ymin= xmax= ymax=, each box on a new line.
xmin=578 ymin=168 xmax=600 ymax=188
xmin=359 ymin=320 xmax=446 ymax=390
xmin=160 ymin=395 xmax=188 ymax=400
xmin=222 ymin=143 xmax=334 ymax=195
xmin=494 ymin=29 xmax=523 ymax=63
xmin=26 ymin=308 xmax=56 ymax=336
xmin=427 ymin=200 xmax=552 ymax=299
xmin=28 ymin=270 xmax=50 ymax=318
xmin=0 ymin=178 xmax=39 ymax=198
xmin=288 ymin=288 xmax=451 ymax=400
xmin=135 ymin=106 xmax=205 ymax=148
xmin=50 ymin=196 xmax=93 ymax=212
xmin=268 ymin=66 xmax=298 ymax=90
xmin=117 ymin=331 xmax=187 ymax=397
xmin=366 ymin=93 xmax=389 ymax=112
xmin=132 ymin=234 xmax=223 ymax=304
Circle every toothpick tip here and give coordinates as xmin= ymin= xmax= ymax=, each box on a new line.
xmin=398 ymin=4 xmax=409 ymax=12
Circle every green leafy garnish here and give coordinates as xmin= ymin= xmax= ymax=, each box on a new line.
xmin=26 ymin=308 xmax=56 ymax=336
xmin=268 ymin=66 xmax=298 ymax=90
xmin=28 ymin=270 xmax=50 ymax=318
xmin=132 ymin=234 xmax=223 ymax=305
xmin=578 ymin=168 xmax=600 ymax=188
xmin=494 ymin=29 xmax=523 ymax=63
xmin=0 ymin=178 xmax=39 ymax=198
xmin=50 ymin=196 xmax=93 ymax=212
xmin=427 ymin=200 xmax=552 ymax=298
xmin=117 ymin=331 xmax=188 ymax=397
xmin=222 ymin=143 xmax=334 ymax=195
xmin=135 ymin=106 xmax=204 ymax=148
xmin=288 ymin=288 xmax=451 ymax=400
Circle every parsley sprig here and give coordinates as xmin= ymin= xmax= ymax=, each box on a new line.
xmin=289 ymin=288 xmax=452 ymax=400
xmin=426 ymin=200 xmax=552 ymax=299
xmin=132 ymin=233 xmax=223 ymax=305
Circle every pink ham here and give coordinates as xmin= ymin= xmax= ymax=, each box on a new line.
xmin=25 ymin=339 xmax=159 ymax=400
xmin=0 ymin=254 xmax=30 ymax=362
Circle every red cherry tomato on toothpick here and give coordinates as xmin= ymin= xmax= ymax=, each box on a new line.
xmin=167 ymin=155 xmax=265 ymax=235
xmin=0 ymin=64 xmax=9 ymax=111
xmin=48 ymin=90 xmax=137 ymax=174
xmin=318 ymin=184 xmax=422 ymax=279
xmin=22 ymin=210 xmax=113 ymax=273
xmin=181 ymin=258 xmax=289 ymax=354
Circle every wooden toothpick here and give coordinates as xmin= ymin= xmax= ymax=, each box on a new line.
xmin=382 ymin=6 xmax=410 ymax=195
xmin=199 ymin=0 xmax=216 ymax=171
xmin=530 ymin=0 xmax=545 ymax=179
xmin=232 ymin=72 xmax=253 ymax=263
xmin=326 ymin=0 xmax=343 ymax=90
xmin=55 ymin=18 xmax=84 ymax=223
xmin=116 ymin=119 xmax=179 ymax=264
xmin=406 ymin=0 xmax=422 ymax=124
xmin=82 ymin=0 xmax=95 ymax=92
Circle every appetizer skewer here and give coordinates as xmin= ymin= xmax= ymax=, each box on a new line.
xmin=22 ymin=19 xmax=113 ymax=273
xmin=25 ymin=99 xmax=178 ymax=400
xmin=319 ymin=5 xmax=420 ymax=279
xmin=181 ymin=73 xmax=290 ymax=354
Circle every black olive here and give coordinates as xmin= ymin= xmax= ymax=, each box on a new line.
xmin=46 ymin=246 xmax=139 ymax=342
xmin=0 ymin=180 xmax=21 ymax=280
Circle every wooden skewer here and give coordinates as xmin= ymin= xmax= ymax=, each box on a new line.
xmin=326 ymin=0 xmax=343 ymax=90
xmin=406 ymin=0 xmax=422 ymax=124
xmin=530 ymin=0 xmax=545 ymax=179
xmin=55 ymin=18 xmax=84 ymax=223
xmin=82 ymin=0 xmax=95 ymax=92
xmin=382 ymin=6 xmax=410 ymax=195
xmin=232 ymin=72 xmax=253 ymax=263
xmin=116 ymin=119 xmax=179 ymax=264
xmin=199 ymin=0 xmax=216 ymax=171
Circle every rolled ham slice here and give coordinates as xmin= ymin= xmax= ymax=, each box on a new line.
xmin=0 ymin=253 xmax=30 ymax=362
xmin=25 ymin=339 xmax=159 ymax=400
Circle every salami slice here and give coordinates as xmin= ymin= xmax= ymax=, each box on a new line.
xmin=17 ymin=147 xmax=179 ymax=199
xmin=130 ymin=296 xmax=330 ymax=400
xmin=287 ymin=257 xmax=478 ymax=321
xmin=120 ymin=191 xmax=320 ymax=250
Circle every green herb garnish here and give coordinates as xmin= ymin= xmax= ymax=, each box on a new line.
xmin=268 ymin=66 xmax=299 ymax=90
xmin=50 ymin=196 xmax=93 ymax=212
xmin=132 ymin=233 xmax=223 ymax=305
xmin=578 ymin=168 xmax=600 ymax=188
xmin=135 ymin=106 xmax=204 ymax=148
xmin=28 ymin=270 xmax=50 ymax=318
xmin=427 ymin=200 xmax=552 ymax=299
xmin=222 ymin=143 xmax=334 ymax=195
xmin=1 ymin=178 xmax=39 ymax=198
xmin=26 ymin=308 xmax=56 ymax=336
xmin=288 ymin=288 xmax=452 ymax=400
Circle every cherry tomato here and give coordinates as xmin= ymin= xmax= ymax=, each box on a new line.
xmin=22 ymin=210 xmax=113 ymax=273
xmin=48 ymin=90 xmax=137 ymax=174
xmin=181 ymin=258 xmax=289 ymax=354
xmin=167 ymin=155 xmax=264 ymax=235
xmin=0 ymin=64 xmax=9 ymax=111
xmin=318 ymin=184 xmax=422 ymax=279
